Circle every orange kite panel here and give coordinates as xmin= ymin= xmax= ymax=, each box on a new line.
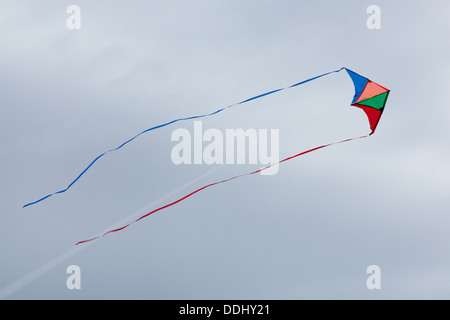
xmin=355 ymin=81 xmax=389 ymax=103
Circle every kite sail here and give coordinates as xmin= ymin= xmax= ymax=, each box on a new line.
xmin=22 ymin=67 xmax=390 ymax=243
xmin=71 ymin=67 xmax=389 ymax=245
xmin=346 ymin=68 xmax=390 ymax=134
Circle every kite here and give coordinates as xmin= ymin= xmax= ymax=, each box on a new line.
xmin=346 ymin=69 xmax=389 ymax=134
xmin=21 ymin=67 xmax=390 ymax=244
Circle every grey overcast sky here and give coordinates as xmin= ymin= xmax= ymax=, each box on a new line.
xmin=1 ymin=0 xmax=450 ymax=299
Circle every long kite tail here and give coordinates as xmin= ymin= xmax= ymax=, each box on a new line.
xmin=75 ymin=134 xmax=368 ymax=245
xmin=23 ymin=67 xmax=346 ymax=208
